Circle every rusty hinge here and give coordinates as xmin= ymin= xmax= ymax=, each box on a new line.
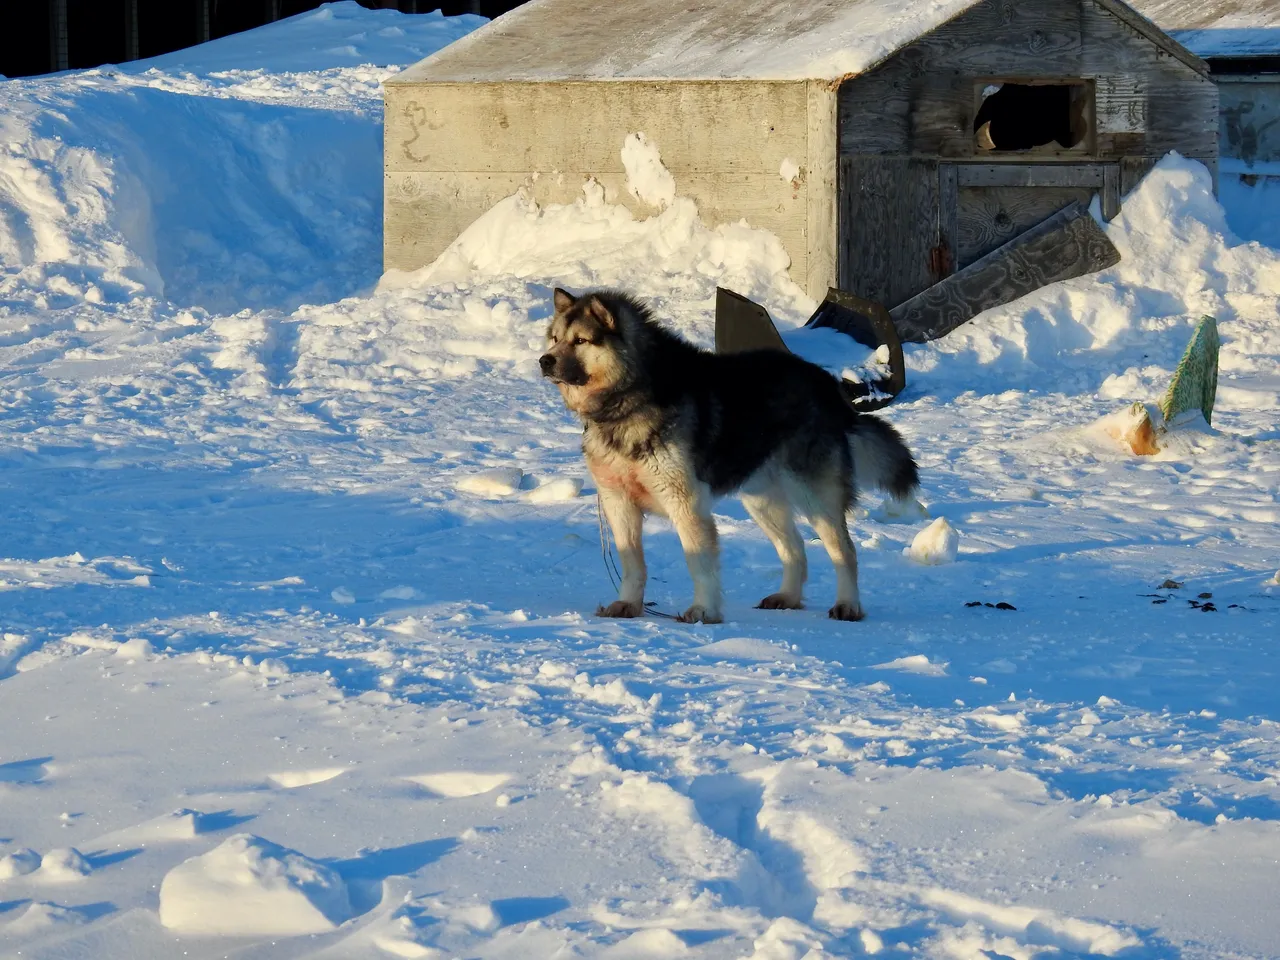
xmin=928 ymin=242 xmax=953 ymax=281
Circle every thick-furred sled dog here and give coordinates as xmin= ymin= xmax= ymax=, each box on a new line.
xmin=540 ymin=288 xmax=920 ymax=624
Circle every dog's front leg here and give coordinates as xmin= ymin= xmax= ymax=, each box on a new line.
xmin=667 ymin=497 xmax=723 ymax=625
xmin=596 ymin=488 xmax=647 ymax=618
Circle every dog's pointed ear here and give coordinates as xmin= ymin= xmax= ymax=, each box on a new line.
xmin=584 ymin=294 xmax=617 ymax=331
xmin=553 ymin=288 xmax=577 ymax=314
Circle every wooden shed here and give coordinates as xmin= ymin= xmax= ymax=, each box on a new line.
xmin=384 ymin=0 xmax=1216 ymax=310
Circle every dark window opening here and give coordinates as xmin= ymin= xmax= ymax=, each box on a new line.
xmin=974 ymin=82 xmax=1091 ymax=152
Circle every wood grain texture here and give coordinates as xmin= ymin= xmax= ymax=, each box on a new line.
xmin=1083 ymin=2 xmax=1218 ymax=155
xmin=957 ymin=164 xmax=1107 ymax=187
xmin=384 ymin=170 xmax=810 ymax=277
xmin=385 ymin=81 xmax=809 ymax=173
xmin=839 ymin=157 xmax=939 ymax=309
xmin=1143 ymin=63 xmax=1218 ymax=156
xmin=957 ymin=185 xmax=1093 ymax=266
xmin=1102 ymin=162 xmax=1121 ymax=219
xmin=1096 ymin=74 xmax=1148 ymax=132
xmin=806 ymin=82 xmax=840 ymax=300
xmin=889 ymin=200 xmax=1122 ymax=343
xmin=1120 ymin=155 xmax=1161 ymax=193
xmin=1091 ymin=0 xmax=1211 ymax=77
xmin=939 ymin=163 xmax=959 ymax=277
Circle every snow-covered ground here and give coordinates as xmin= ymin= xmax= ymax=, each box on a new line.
xmin=3 ymin=4 xmax=1280 ymax=958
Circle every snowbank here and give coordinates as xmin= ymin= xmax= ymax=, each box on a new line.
xmin=382 ymin=175 xmax=811 ymax=333
xmin=131 ymin=2 xmax=484 ymax=75
xmin=158 ymin=834 xmax=353 ymax=936
xmin=38 ymin=847 xmax=91 ymax=882
xmin=0 ymin=3 xmax=481 ymax=315
xmin=908 ymin=155 xmax=1280 ymax=416
xmin=0 ymin=847 xmax=41 ymax=879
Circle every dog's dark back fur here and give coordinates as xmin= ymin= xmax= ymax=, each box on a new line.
xmin=576 ymin=290 xmax=918 ymax=500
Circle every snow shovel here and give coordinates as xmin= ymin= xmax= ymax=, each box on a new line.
xmin=714 ymin=286 xmax=906 ymax=411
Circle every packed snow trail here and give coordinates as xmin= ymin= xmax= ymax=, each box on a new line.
xmin=3 ymin=5 xmax=1280 ymax=959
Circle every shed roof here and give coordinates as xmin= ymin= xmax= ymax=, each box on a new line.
xmin=1133 ymin=0 xmax=1280 ymax=58
xmin=392 ymin=0 xmax=1203 ymax=84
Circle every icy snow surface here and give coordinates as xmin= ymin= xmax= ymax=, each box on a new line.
xmin=3 ymin=5 xmax=1280 ymax=959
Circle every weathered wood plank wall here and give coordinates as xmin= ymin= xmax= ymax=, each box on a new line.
xmin=889 ymin=201 xmax=1122 ymax=342
xmin=838 ymin=0 xmax=1215 ymax=159
xmin=838 ymin=157 xmax=941 ymax=305
xmin=956 ymin=185 xmax=1094 ymax=265
xmin=836 ymin=0 xmax=1216 ymax=308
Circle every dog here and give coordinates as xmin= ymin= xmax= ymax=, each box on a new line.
xmin=540 ymin=287 xmax=919 ymax=624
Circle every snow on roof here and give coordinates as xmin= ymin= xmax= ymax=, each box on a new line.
xmin=392 ymin=0 xmax=988 ymax=83
xmin=1133 ymin=0 xmax=1280 ymax=58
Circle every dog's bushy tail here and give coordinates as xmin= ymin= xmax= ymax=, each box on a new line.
xmin=846 ymin=412 xmax=919 ymax=500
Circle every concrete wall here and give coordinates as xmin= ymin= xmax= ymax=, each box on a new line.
xmin=382 ymin=80 xmax=839 ymax=297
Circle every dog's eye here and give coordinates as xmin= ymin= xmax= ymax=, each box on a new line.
xmin=572 ymin=336 xmax=589 ymax=346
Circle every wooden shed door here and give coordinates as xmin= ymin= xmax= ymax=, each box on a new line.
xmin=838 ymin=157 xmax=942 ymax=310
xmin=949 ymin=162 xmax=1121 ymax=268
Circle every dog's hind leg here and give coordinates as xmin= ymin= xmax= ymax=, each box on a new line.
xmin=741 ymin=482 xmax=806 ymax=610
xmin=596 ymin=488 xmax=646 ymax=618
xmin=801 ymin=472 xmax=864 ymax=622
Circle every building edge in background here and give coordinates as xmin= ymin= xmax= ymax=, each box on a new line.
xmin=1 ymin=0 xmax=524 ymax=79
xmin=1132 ymin=0 xmax=1280 ymax=244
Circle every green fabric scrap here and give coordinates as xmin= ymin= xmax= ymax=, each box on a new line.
xmin=1159 ymin=315 xmax=1219 ymax=426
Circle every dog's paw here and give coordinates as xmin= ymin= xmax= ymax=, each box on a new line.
xmin=597 ymin=600 xmax=644 ymax=618
xmin=677 ymin=605 xmax=723 ymax=625
xmin=757 ymin=592 xmax=803 ymax=611
xmin=828 ymin=602 xmax=865 ymax=622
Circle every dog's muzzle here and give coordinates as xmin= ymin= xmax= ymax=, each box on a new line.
xmin=541 ymin=353 xmax=588 ymax=386
xmin=539 ymin=354 xmax=556 ymax=377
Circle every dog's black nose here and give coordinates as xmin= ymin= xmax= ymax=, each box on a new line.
xmin=539 ymin=354 xmax=555 ymax=375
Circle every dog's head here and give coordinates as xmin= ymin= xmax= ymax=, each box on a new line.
xmin=540 ymin=288 xmax=631 ymax=415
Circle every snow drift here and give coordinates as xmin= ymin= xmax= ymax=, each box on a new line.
xmin=0 ymin=2 xmax=479 ymax=315
xmin=158 ymin=834 xmax=353 ymax=936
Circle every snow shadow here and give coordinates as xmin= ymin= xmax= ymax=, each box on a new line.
xmin=0 ymin=757 xmax=52 ymax=783
xmin=688 ymin=773 xmax=818 ymax=920
xmin=5 ymin=454 xmax=1278 ymax=726
xmin=490 ymin=896 xmax=570 ymax=927
xmin=85 ymin=848 xmax=144 ymax=870
xmin=332 ymin=838 xmax=458 ymax=915
xmin=333 ymin=838 xmax=457 ymax=881
xmin=194 ymin=810 xmax=258 ymax=832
